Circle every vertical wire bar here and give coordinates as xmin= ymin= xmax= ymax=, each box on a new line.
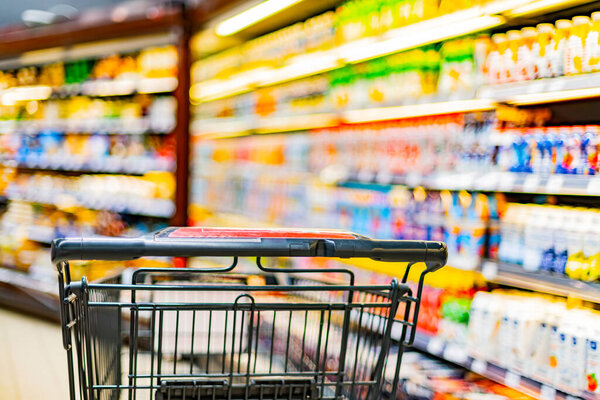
xmin=149 ymin=306 xmax=156 ymax=400
xmin=133 ymin=305 xmax=140 ymax=400
xmin=83 ymin=290 xmax=96 ymax=400
xmin=237 ymin=310 xmax=245 ymax=374
xmin=314 ymin=310 xmax=325 ymax=385
xmin=284 ymin=311 xmax=292 ymax=372
xmin=349 ymin=305 xmax=365 ymax=400
xmin=117 ymin=304 xmax=122 ymax=394
xmin=362 ymin=298 xmax=384 ymax=387
xmin=157 ymin=310 xmax=164 ymax=385
xmin=390 ymin=297 xmax=413 ymax=400
xmin=128 ymin=305 xmax=136 ymax=400
xmin=300 ymin=310 xmax=308 ymax=372
xmin=336 ymin=288 xmax=355 ymax=399
xmin=320 ymin=307 xmax=332 ymax=395
xmin=371 ymin=284 xmax=401 ymax=398
xmin=206 ymin=311 xmax=212 ymax=374
xmin=190 ymin=310 xmax=196 ymax=374
xmin=75 ymin=299 xmax=86 ymax=400
xmin=253 ymin=311 xmax=261 ymax=373
xmin=269 ymin=311 xmax=276 ymax=374
xmin=245 ymin=306 xmax=255 ymax=400
xmin=358 ymin=298 xmax=378 ymax=386
xmin=222 ymin=310 xmax=228 ymax=374
xmin=173 ymin=311 xmax=180 ymax=374
xmin=228 ymin=308 xmax=239 ymax=400
xmin=90 ymin=300 xmax=100 ymax=396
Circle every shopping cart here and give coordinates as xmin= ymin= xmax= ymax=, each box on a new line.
xmin=52 ymin=227 xmax=447 ymax=400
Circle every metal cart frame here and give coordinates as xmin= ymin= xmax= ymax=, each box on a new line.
xmin=52 ymin=227 xmax=447 ymax=400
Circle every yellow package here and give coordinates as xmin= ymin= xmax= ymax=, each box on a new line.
xmin=552 ymin=19 xmax=572 ymax=77
xmin=587 ymin=12 xmax=600 ymax=72
xmin=567 ymin=16 xmax=591 ymax=75
xmin=536 ymin=23 xmax=555 ymax=78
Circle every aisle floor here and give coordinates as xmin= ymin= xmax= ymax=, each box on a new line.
xmin=0 ymin=308 xmax=69 ymax=400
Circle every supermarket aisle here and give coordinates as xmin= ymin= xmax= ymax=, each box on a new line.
xmin=0 ymin=308 xmax=68 ymax=400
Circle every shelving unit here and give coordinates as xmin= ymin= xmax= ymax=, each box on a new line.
xmin=411 ymin=332 xmax=594 ymax=400
xmin=481 ymin=259 xmax=600 ymax=303
xmin=189 ymin=0 xmax=598 ymax=104
xmin=186 ymin=0 xmax=600 ymax=395
xmin=190 ymin=71 xmax=600 ymax=136
xmin=1 ymin=0 xmax=599 ymax=397
xmin=0 ymin=2 xmax=198 ymax=319
xmin=0 ymin=267 xmax=59 ymax=321
xmin=342 ymin=172 xmax=600 ymax=197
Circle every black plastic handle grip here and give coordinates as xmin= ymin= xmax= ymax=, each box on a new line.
xmin=51 ymin=227 xmax=447 ymax=267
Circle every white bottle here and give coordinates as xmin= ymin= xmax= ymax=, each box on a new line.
xmin=523 ymin=206 xmax=545 ymax=271
xmin=585 ymin=317 xmax=600 ymax=393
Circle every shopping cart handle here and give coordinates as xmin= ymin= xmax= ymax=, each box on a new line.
xmin=51 ymin=227 xmax=448 ymax=267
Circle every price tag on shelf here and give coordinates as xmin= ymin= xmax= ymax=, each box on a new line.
xmin=497 ymin=173 xmax=516 ymax=192
xmin=522 ymin=174 xmax=540 ymax=193
xmin=587 ymin=178 xmax=600 ymax=194
xmin=545 ymin=175 xmax=564 ymax=193
xmin=505 ymin=371 xmax=521 ymax=388
xmin=426 ymin=337 xmax=445 ymax=356
xmin=540 ymin=385 xmax=556 ymax=400
xmin=481 ymin=260 xmax=498 ymax=280
xmin=443 ymin=344 xmax=468 ymax=365
xmin=471 ymin=359 xmax=487 ymax=375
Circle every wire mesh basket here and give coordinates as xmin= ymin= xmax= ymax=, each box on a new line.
xmin=53 ymin=227 xmax=447 ymax=400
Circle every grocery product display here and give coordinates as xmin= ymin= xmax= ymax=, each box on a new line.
xmin=5 ymin=0 xmax=600 ymax=398
xmin=186 ymin=0 xmax=600 ymax=398
xmin=399 ymin=352 xmax=536 ymax=400
xmin=0 ymin=37 xmax=182 ymax=302
xmin=469 ymin=291 xmax=600 ymax=395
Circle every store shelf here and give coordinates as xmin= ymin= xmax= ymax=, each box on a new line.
xmin=481 ymin=259 xmax=600 ymax=303
xmin=411 ymin=332 xmax=593 ymax=400
xmin=190 ymin=71 xmax=600 ymax=133
xmin=0 ymin=267 xmax=60 ymax=320
xmin=2 ymin=157 xmax=175 ymax=175
xmin=191 ymin=99 xmax=495 ymax=135
xmin=5 ymin=192 xmax=175 ymax=219
xmin=192 ymin=71 xmax=600 ymax=131
xmin=345 ymin=171 xmax=600 ymax=196
xmin=0 ymin=77 xmax=178 ymax=104
xmin=256 ymin=114 xmax=340 ymax=134
xmin=189 ymin=1 xmax=553 ymax=103
xmin=0 ymin=117 xmax=175 ymax=135
xmin=0 ymin=267 xmax=56 ymax=297
xmin=191 ymin=113 xmax=339 ymax=136
xmin=191 ymin=0 xmax=597 ymax=104
xmin=67 ymin=77 xmax=178 ymax=97
xmin=1 ymin=223 xmax=54 ymax=244
xmin=342 ymin=99 xmax=495 ymax=124
xmin=479 ymin=72 xmax=600 ymax=105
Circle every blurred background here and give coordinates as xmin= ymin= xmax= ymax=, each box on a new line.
xmin=2 ymin=0 xmax=600 ymax=398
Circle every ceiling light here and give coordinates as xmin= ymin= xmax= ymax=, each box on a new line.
xmin=216 ymin=0 xmax=304 ymax=37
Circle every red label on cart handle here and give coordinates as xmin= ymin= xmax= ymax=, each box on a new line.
xmin=167 ymin=227 xmax=358 ymax=240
